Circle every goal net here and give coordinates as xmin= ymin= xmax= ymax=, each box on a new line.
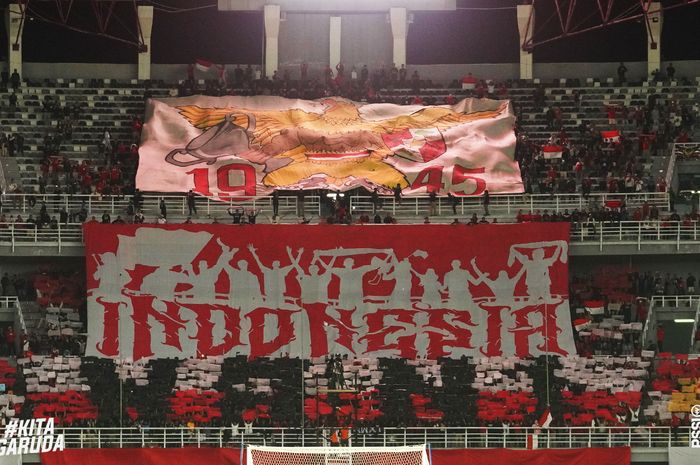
xmin=246 ymin=445 xmax=430 ymax=465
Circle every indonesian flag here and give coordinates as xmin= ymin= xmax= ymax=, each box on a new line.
xmin=573 ymin=318 xmax=591 ymax=331
xmin=542 ymin=145 xmax=563 ymax=159
xmin=195 ymin=58 xmax=213 ymax=72
xmin=605 ymin=199 xmax=623 ymax=209
xmin=462 ymin=75 xmax=478 ymax=90
xmin=601 ymin=130 xmax=621 ymax=143
xmin=585 ymin=300 xmax=605 ymax=315
xmin=538 ymin=407 xmax=553 ymax=428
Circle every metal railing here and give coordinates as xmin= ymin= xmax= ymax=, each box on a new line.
xmin=52 ymin=426 xmax=689 ymax=450
xmin=570 ymin=220 xmax=700 ymax=251
xmin=0 ymin=193 xmax=323 ymax=220
xmin=1 ymin=220 xmax=699 ymax=253
xmin=0 ymin=222 xmax=83 ymax=252
xmin=0 ymin=192 xmax=668 ymax=219
xmin=673 ymin=142 xmax=700 ymax=161
xmin=692 ymin=305 xmax=700 ymax=353
xmin=0 ymin=296 xmax=20 ymax=309
xmin=349 ymin=192 xmax=668 ymax=216
xmin=643 ymin=295 xmax=700 ymax=348
xmin=651 ymin=295 xmax=700 ymax=309
xmin=0 ymin=155 xmax=6 ymax=194
xmin=0 ymin=296 xmax=26 ymax=353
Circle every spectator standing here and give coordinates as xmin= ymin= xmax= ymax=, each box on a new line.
xmin=272 ymin=190 xmax=279 ymax=218
xmin=360 ymin=65 xmax=369 ymax=84
xmin=159 ymin=198 xmax=167 ymax=218
xmin=393 ymin=184 xmax=402 ymax=206
xmin=4 ymin=326 xmax=15 ymax=356
xmin=666 ymin=63 xmax=675 ymax=80
xmin=656 ymin=324 xmax=665 ymax=352
xmin=0 ymin=273 xmax=9 ymax=295
xmin=482 ymin=189 xmax=490 ymax=216
xmin=228 ymin=207 xmax=243 ymax=224
xmin=617 ymin=62 xmax=627 ymax=84
xmin=186 ymin=190 xmax=197 ymax=216
xmin=131 ymin=117 xmax=143 ymax=144
xmin=687 ymin=273 xmax=696 ymax=293
xmin=9 ymin=69 xmax=19 ymax=90
xmin=370 ymin=188 xmax=380 ymax=214
xmin=429 ymin=189 xmax=438 ymax=216
xmin=247 ymin=209 xmax=259 ymax=224
xmin=448 ymin=192 xmax=459 ymax=215
xmin=8 ymin=92 xmax=17 ymax=113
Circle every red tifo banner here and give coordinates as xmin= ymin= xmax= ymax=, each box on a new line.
xmin=41 ymin=447 xmax=631 ymax=465
xmin=84 ymin=223 xmax=574 ymax=360
xmin=136 ymin=96 xmax=522 ymax=199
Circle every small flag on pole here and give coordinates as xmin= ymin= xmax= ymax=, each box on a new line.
xmin=195 ymin=59 xmax=213 ymax=72
xmin=601 ymin=130 xmax=621 ymax=143
xmin=462 ymin=75 xmax=478 ymax=90
xmin=537 ymin=407 xmax=553 ymax=428
xmin=573 ymin=318 xmax=591 ymax=331
xmin=584 ymin=300 xmax=605 ymax=315
xmin=542 ymin=145 xmax=563 ymax=159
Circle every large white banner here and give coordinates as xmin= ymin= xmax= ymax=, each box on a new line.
xmin=137 ymin=96 xmax=522 ymax=198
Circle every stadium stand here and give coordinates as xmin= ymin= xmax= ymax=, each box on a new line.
xmin=2 ymin=4 xmax=700 ymax=465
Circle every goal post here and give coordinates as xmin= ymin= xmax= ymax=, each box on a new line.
xmin=246 ymin=444 xmax=430 ymax=465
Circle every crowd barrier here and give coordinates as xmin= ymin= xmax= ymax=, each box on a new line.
xmin=0 ymin=220 xmax=698 ymax=253
xmin=52 ymin=426 xmax=691 ymax=450
xmin=0 ymin=192 xmax=669 ymax=219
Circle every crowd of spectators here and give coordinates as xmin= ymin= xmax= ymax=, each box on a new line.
xmin=175 ymin=62 xmax=505 ymax=104
xmin=2 ymin=65 xmax=699 ymax=222
xmin=1 ymin=68 xmax=699 ymax=431
xmin=0 ymin=256 xmax=698 ymax=431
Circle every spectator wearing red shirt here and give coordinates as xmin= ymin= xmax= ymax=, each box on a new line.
xmin=4 ymin=326 xmax=15 ymax=356
xmin=656 ymin=177 xmax=667 ymax=192
xmin=574 ymin=160 xmax=583 ymax=184
xmin=110 ymin=165 xmax=122 ymax=183
xmin=80 ymin=172 xmax=92 ymax=189
xmin=77 ymin=160 xmax=89 ymax=177
xmin=656 ymin=325 xmax=665 ymax=351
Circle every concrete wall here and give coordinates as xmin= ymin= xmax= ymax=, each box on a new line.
xmin=571 ymin=254 xmax=700 ymax=275
xmin=22 ymin=63 xmax=139 ymax=81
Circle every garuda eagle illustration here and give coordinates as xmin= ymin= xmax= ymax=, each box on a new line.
xmin=166 ymin=98 xmax=507 ymax=191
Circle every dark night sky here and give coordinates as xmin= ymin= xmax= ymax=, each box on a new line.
xmin=2 ymin=0 xmax=700 ymax=64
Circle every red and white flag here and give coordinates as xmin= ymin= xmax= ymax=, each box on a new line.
xmin=83 ymin=223 xmax=575 ymax=360
xmin=601 ymin=130 xmax=620 ymax=143
xmin=462 ymin=75 xmax=478 ymax=90
xmin=195 ymin=58 xmax=213 ymax=72
xmin=538 ymin=407 xmax=553 ymax=428
xmin=573 ymin=318 xmax=591 ymax=331
xmin=542 ymin=145 xmax=563 ymax=160
xmin=585 ymin=300 xmax=605 ymax=315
